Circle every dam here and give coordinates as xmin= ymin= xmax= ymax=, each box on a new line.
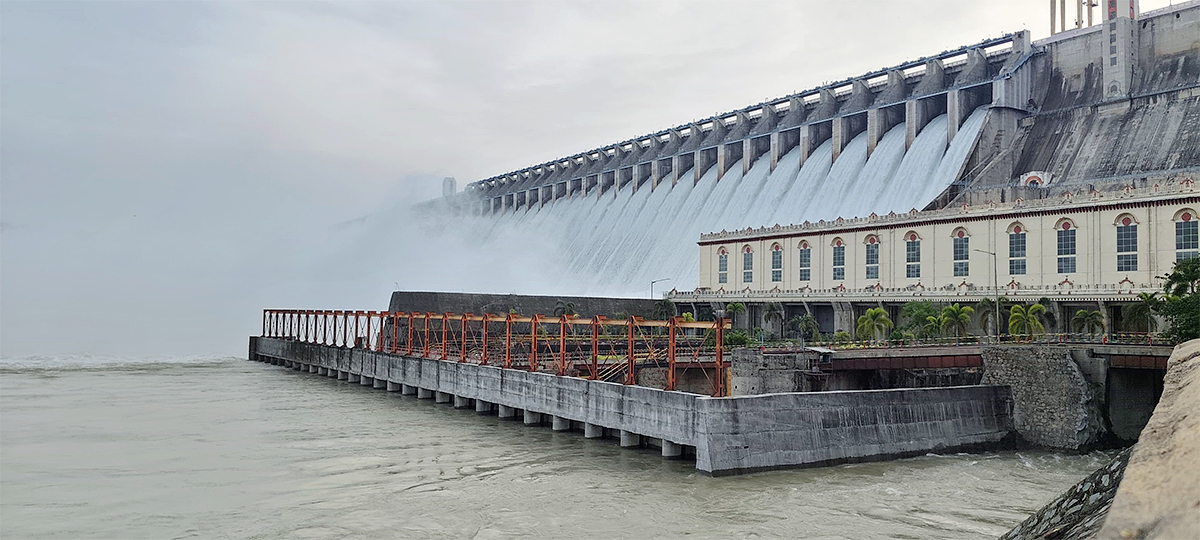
xmin=378 ymin=0 xmax=1200 ymax=299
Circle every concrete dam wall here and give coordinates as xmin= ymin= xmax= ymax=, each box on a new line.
xmin=249 ymin=337 xmax=1014 ymax=475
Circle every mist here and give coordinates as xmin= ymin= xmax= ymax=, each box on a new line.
xmin=2 ymin=0 xmax=1172 ymax=358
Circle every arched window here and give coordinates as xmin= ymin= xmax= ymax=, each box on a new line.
xmin=831 ymin=238 xmax=845 ymax=281
xmin=952 ymin=228 xmax=970 ymax=277
xmin=798 ymin=241 xmax=812 ymax=281
xmin=1007 ymin=222 xmax=1027 ymax=275
xmin=1174 ymin=208 xmax=1197 ymax=262
xmin=742 ymin=246 xmax=754 ymax=283
xmin=770 ymin=244 xmax=783 ymax=282
xmin=863 ymin=235 xmax=880 ymax=280
xmin=905 ymin=232 xmax=921 ymax=278
xmin=1114 ymin=214 xmax=1138 ymax=272
xmin=717 ymin=248 xmax=728 ymax=284
xmin=1056 ymin=219 xmax=1077 ymax=274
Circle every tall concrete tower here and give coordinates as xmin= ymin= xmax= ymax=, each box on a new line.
xmin=1104 ymin=0 xmax=1140 ymax=98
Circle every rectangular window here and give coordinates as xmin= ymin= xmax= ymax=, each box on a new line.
xmin=953 ymin=237 xmax=969 ymax=277
xmin=743 ymin=250 xmax=753 ymax=283
xmin=718 ymin=253 xmax=727 ymax=284
xmin=718 ymin=273 xmax=727 ymax=284
xmin=906 ymin=240 xmax=920 ymax=279
xmin=771 ymin=249 xmax=782 ymax=282
xmin=1009 ymin=232 xmax=1026 ymax=275
xmin=832 ymin=245 xmax=845 ymax=281
xmin=1116 ymin=224 xmax=1137 ymax=271
xmin=1177 ymin=221 xmax=1198 ymax=261
xmin=1057 ymin=229 xmax=1076 ymax=274
xmin=865 ymin=244 xmax=879 ymax=280
xmin=798 ymin=248 xmax=811 ymax=281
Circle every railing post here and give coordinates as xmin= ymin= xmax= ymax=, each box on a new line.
xmin=504 ymin=313 xmax=513 ymax=369
xmin=591 ymin=316 xmax=600 ymax=379
xmin=406 ymin=312 xmax=414 ymax=355
xmin=481 ymin=314 xmax=490 ymax=365
xmin=714 ymin=317 xmax=726 ymax=397
xmin=460 ymin=313 xmax=469 ymax=363
xmin=530 ymin=314 xmax=539 ymax=372
xmin=391 ymin=312 xmax=399 ymax=353
xmin=558 ymin=315 xmax=568 ymax=376
xmin=442 ymin=312 xmax=450 ymax=360
xmin=667 ymin=317 xmax=677 ymax=391
xmin=423 ymin=312 xmax=432 ymax=358
xmin=626 ymin=317 xmax=636 ymax=385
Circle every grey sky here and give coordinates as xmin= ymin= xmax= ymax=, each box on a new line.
xmin=1 ymin=0 xmax=1172 ymax=358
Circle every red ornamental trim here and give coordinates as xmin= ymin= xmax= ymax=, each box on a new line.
xmin=868 ymin=236 xmax=877 ymax=244
xmin=956 ymin=230 xmax=965 ymax=238
xmin=1013 ymin=225 xmax=1022 ymax=233
xmin=1184 ymin=212 xmax=1192 ymax=221
xmin=1122 ymin=217 xmax=1132 ymax=226
xmin=1062 ymin=222 xmax=1072 ymax=230
xmin=909 ymin=234 xmax=917 ymax=241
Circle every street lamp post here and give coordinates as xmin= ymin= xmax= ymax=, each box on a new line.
xmin=650 ymin=278 xmax=671 ymax=300
xmin=974 ymin=248 xmax=1000 ymax=342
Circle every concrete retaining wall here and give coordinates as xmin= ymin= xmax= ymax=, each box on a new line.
xmin=250 ymin=337 xmax=1013 ymax=475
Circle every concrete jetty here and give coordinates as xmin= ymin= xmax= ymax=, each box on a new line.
xmin=250 ymin=337 xmax=1013 ymax=475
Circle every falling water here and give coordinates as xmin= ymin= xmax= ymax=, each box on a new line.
xmin=348 ymin=106 xmax=992 ymax=297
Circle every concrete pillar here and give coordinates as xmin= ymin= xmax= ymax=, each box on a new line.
xmin=866 ymin=108 xmax=883 ymax=156
xmin=338 ymin=370 xmax=348 ymax=380
xmin=799 ymin=124 xmax=814 ymax=164
xmin=769 ymin=131 xmax=781 ymax=171
xmin=552 ymin=416 xmax=571 ymax=431
xmin=327 ymin=368 xmax=337 ymax=378
xmin=498 ymin=405 xmax=516 ymax=419
xmin=435 ymin=391 xmax=452 ymax=404
xmin=417 ymin=388 xmax=433 ymax=399
xmin=831 ymin=116 xmax=849 ymax=162
xmin=386 ymin=381 xmax=401 ymax=392
xmin=475 ymin=399 xmax=493 ymax=414
xmin=584 ymin=423 xmax=604 ymax=439
xmin=373 ymin=378 xmax=386 ymax=389
xmin=619 ymin=430 xmax=641 ymax=448
xmin=317 ymin=367 xmax=327 ymax=376
xmin=360 ymin=376 xmax=373 ymax=386
xmin=946 ymin=89 xmax=964 ymax=144
xmin=742 ymin=138 xmax=754 ymax=175
xmin=454 ymin=395 xmax=472 ymax=409
xmin=523 ymin=410 xmax=542 ymax=425
xmin=905 ymin=100 xmax=926 ymax=150
xmin=401 ymin=384 xmax=417 ymax=396
xmin=662 ymin=440 xmax=683 ymax=459
xmin=348 ymin=373 xmax=360 ymax=383
xmin=308 ymin=364 xmax=318 ymax=373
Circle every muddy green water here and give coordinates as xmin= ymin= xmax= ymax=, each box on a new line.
xmin=0 ymin=357 xmax=1112 ymax=539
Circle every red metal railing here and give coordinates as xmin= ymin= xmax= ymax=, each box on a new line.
xmin=261 ymin=309 xmax=731 ymax=397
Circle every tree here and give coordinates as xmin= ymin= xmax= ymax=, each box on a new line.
xmin=939 ymin=303 xmax=975 ymax=338
xmin=1036 ymin=297 xmax=1060 ymax=332
xmin=855 ymin=307 xmax=894 ymax=342
xmin=901 ymin=301 xmax=941 ymax=338
xmin=1008 ymin=303 xmax=1047 ymax=337
xmin=789 ymin=313 xmax=820 ymax=342
xmin=833 ymin=331 xmax=852 ymax=344
xmin=651 ymin=298 xmax=676 ymax=320
xmin=1121 ymin=292 xmax=1160 ymax=333
xmin=724 ymin=302 xmax=747 ymax=329
xmin=762 ymin=302 xmax=784 ymax=338
xmin=1072 ymin=309 xmax=1106 ymax=335
xmin=1158 ymin=257 xmax=1200 ymax=342
xmin=552 ymin=300 xmax=577 ymax=318
xmin=680 ymin=312 xmax=696 ymax=322
xmin=975 ymin=297 xmax=1011 ymax=337
xmin=924 ymin=315 xmax=944 ymax=338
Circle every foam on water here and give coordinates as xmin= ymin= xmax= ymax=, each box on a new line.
xmin=353 ymin=106 xmax=990 ymax=296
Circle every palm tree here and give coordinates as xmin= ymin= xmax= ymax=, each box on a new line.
xmin=725 ymin=302 xmax=746 ymax=329
xmin=789 ymin=313 xmax=820 ymax=342
xmin=856 ymin=307 xmax=894 ymax=342
xmin=651 ymin=298 xmax=676 ymax=320
xmin=762 ymin=302 xmax=784 ymax=338
xmin=975 ymin=297 xmax=1011 ymax=337
xmin=924 ymin=315 xmax=944 ymax=338
xmin=552 ymin=300 xmax=577 ymax=318
xmin=939 ymin=303 xmax=975 ymax=339
xmin=1008 ymin=303 xmax=1047 ymax=338
xmin=1121 ymin=292 xmax=1159 ymax=333
xmin=1072 ymin=309 xmax=1106 ymax=335
xmin=1160 ymin=256 xmax=1200 ymax=296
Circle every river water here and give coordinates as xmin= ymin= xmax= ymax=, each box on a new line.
xmin=1 ymin=356 xmax=1113 ymax=539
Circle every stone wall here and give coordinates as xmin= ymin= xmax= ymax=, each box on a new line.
xmin=981 ymin=346 xmax=1104 ymax=450
xmin=387 ymin=291 xmax=659 ymax=318
xmin=998 ymin=448 xmax=1131 ymax=540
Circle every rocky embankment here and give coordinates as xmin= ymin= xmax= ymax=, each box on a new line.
xmin=999 ymin=339 xmax=1199 ymax=540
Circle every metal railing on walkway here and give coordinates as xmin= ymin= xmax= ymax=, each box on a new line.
xmin=262 ymin=309 xmax=732 ymax=397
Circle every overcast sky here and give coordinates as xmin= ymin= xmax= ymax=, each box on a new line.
xmin=1 ymin=0 xmax=1176 ymax=358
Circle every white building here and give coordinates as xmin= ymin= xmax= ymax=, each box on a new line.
xmin=672 ymin=180 xmax=1198 ymax=334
